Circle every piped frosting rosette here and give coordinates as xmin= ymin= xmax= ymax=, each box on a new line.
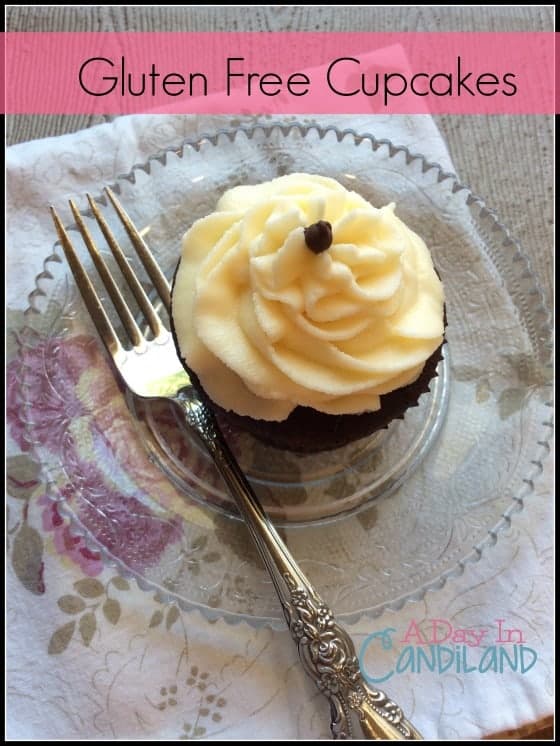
xmin=172 ymin=174 xmax=444 ymax=422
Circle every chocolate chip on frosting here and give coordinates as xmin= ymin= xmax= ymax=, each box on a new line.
xmin=304 ymin=220 xmax=333 ymax=254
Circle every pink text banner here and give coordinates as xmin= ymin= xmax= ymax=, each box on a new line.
xmin=4 ymin=32 xmax=556 ymax=115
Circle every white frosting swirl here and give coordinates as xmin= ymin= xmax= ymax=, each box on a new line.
xmin=172 ymin=174 xmax=444 ymax=421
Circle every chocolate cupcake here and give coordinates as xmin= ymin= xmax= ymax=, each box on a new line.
xmin=171 ymin=174 xmax=445 ymax=453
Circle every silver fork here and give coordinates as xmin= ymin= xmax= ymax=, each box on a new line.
xmin=50 ymin=188 xmax=422 ymax=741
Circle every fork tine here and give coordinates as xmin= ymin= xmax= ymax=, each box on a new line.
xmin=50 ymin=206 xmax=123 ymax=357
xmin=105 ymin=186 xmax=171 ymax=314
xmin=69 ymin=200 xmax=144 ymax=349
xmin=87 ymin=195 xmax=164 ymax=339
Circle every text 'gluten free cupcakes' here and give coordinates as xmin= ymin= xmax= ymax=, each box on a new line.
xmin=171 ymin=173 xmax=445 ymax=452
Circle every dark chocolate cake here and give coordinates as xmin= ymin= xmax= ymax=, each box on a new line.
xmin=212 ymin=341 xmax=443 ymax=452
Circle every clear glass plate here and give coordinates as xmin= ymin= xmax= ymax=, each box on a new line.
xmin=19 ymin=123 xmax=552 ymax=628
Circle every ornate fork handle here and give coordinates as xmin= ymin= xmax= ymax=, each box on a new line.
xmin=177 ymin=389 xmax=422 ymax=741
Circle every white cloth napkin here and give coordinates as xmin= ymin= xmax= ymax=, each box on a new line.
xmin=6 ymin=114 xmax=553 ymax=740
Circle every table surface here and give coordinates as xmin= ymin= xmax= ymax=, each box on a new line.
xmin=6 ymin=6 xmax=554 ymax=741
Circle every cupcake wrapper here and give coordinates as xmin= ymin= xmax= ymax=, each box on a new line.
xmin=214 ymin=338 xmax=445 ymax=453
